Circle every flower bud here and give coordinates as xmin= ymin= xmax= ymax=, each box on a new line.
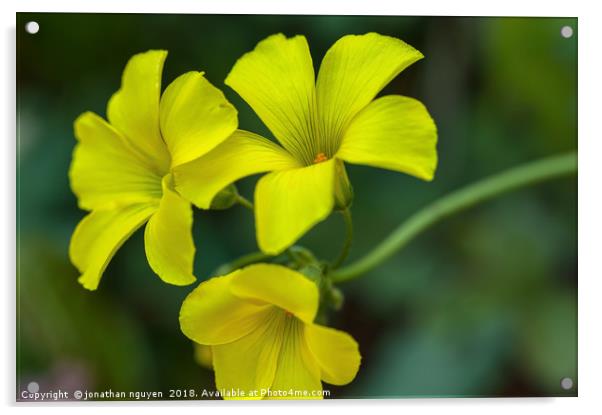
xmin=193 ymin=342 xmax=213 ymax=370
xmin=326 ymin=285 xmax=344 ymax=311
xmin=334 ymin=160 xmax=353 ymax=211
xmin=298 ymin=263 xmax=323 ymax=284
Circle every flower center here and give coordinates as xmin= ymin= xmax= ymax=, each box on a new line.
xmin=313 ymin=152 xmax=329 ymax=164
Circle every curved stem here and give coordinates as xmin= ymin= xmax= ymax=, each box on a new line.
xmin=331 ymin=208 xmax=354 ymax=269
xmin=330 ymin=152 xmax=577 ymax=283
xmin=211 ymin=251 xmax=273 ymax=276
xmin=236 ymin=194 xmax=254 ymax=211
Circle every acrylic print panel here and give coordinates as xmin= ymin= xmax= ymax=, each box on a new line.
xmin=16 ymin=13 xmax=577 ymax=401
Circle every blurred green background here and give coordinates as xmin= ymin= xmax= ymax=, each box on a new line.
xmin=16 ymin=14 xmax=577 ymax=399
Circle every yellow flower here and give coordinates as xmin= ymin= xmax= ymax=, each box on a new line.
xmin=174 ymin=33 xmax=438 ymax=255
xmin=69 ymin=50 xmax=237 ymax=290
xmin=179 ymin=263 xmax=361 ymax=400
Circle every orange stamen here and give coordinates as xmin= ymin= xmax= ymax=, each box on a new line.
xmin=313 ymin=152 xmax=328 ymax=164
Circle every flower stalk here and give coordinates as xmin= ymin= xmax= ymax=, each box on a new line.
xmin=235 ymin=194 xmax=254 ymax=211
xmin=331 ymin=208 xmax=354 ymax=269
xmin=330 ymin=152 xmax=577 ymax=283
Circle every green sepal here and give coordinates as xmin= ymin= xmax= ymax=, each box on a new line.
xmin=210 ymin=183 xmax=239 ymax=210
xmin=334 ymin=159 xmax=353 ymax=211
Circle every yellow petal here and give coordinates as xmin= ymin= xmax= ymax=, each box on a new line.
xmin=230 ymin=264 xmax=319 ymax=323
xmin=70 ymin=112 xmax=163 ymax=210
xmin=225 ymin=34 xmax=320 ymax=165
xmin=267 ymin=318 xmax=322 ymax=400
xmin=305 ymin=323 xmax=361 ymax=386
xmin=69 ymin=204 xmax=157 ymax=290
xmin=316 ymin=33 xmax=424 ymax=152
xmin=336 ymin=95 xmax=438 ymax=180
xmin=255 ymin=159 xmax=335 ymax=254
xmin=107 ymin=50 xmax=170 ymax=174
xmin=179 ymin=272 xmax=272 ymax=345
xmin=159 ymin=71 xmax=238 ymax=168
xmin=173 ymin=130 xmax=300 ymax=209
xmin=212 ymin=309 xmax=287 ymax=400
xmin=144 ymin=175 xmax=196 ymax=285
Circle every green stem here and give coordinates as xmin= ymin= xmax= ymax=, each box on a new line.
xmin=330 ymin=152 xmax=577 ymax=283
xmin=236 ymin=194 xmax=254 ymax=211
xmin=211 ymin=251 xmax=273 ymax=276
xmin=331 ymin=208 xmax=354 ymax=269
xmin=286 ymin=246 xmax=309 ymax=265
